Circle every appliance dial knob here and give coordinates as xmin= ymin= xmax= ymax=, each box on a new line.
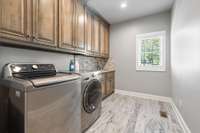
xmin=32 ymin=65 xmax=38 ymax=70
xmin=13 ymin=66 xmax=22 ymax=72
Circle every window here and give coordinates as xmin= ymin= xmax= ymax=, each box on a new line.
xmin=136 ymin=31 xmax=166 ymax=71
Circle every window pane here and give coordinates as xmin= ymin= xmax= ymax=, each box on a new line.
xmin=152 ymin=38 xmax=160 ymax=65
xmin=136 ymin=31 xmax=166 ymax=71
xmin=140 ymin=38 xmax=160 ymax=66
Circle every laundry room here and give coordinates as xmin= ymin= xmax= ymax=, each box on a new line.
xmin=0 ymin=0 xmax=199 ymax=133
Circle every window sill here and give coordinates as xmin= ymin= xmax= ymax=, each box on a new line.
xmin=136 ymin=66 xmax=166 ymax=72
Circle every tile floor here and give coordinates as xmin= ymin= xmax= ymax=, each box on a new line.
xmin=86 ymin=94 xmax=183 ymax=133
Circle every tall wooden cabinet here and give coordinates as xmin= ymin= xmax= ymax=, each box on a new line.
xmin=74 ymin=0 xmax=85 ymax=52
xmin=59 ymin=0 xmax=75 ymax=50
xmin=0 ymin=0 xmax=28 ymax=41
xmin=32 ymin=0 xmax=58 ymax=46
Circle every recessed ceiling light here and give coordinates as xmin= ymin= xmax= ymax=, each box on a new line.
xmin=120 ymin=2 xmax=127 ymax=9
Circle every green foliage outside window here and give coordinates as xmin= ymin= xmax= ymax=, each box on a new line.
xmin=141 ymin=38 xmax=160 ymax=65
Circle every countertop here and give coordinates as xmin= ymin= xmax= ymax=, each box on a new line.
xmin=100 ymin=70 xmax=115 ymax=73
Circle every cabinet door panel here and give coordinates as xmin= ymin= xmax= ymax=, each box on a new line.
xmin=110 ymin=79 xmax=114 ymax=94
xmin=101 ymin=74 xmax=106 ymax=99
xmin=85 ymin=10 xmax=92 ymax=53
xmin=101 ymin=80 xmax=106 ymax=99
xmin=0 ymin=0 xmax=27 ymax=40
xmin=105 ymin=72 xmax=115 ymax=96
xmin=106 ymin=79 xmax=111 ymax=95
xmin=59 ymin=0 xmax=74 ymax=50
xmin=92 ymin=17 xmax=100 ymax=54
xmin=74 ymin=0 xmax=85 ymax=51
xmin=100 ymin=22 xmax=105 ymax=56
xmin=104 ymin=24 xmax=109 ymax=57
xmin=33 ymin=0 xmax=58 ymax=46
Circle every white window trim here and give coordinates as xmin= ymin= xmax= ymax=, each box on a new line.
xmin=136 ymin=31 xmax=166 ymax=72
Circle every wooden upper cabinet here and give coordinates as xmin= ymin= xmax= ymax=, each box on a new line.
xmin=100 ymin=21 xmax=110 ymax=57
xmin=74 ymin=0 xmax=85 ymax=52
xmin=85 ymin=10 xmax=93 ymax=53
xmin=92 ymin=17 xmax=100 ymax=54
xmin=0 ymin=0 xmax=109 ymax=58
xmin=100 ymin=22 xmax=105 ymax=56
xmin=0 ymin=0 xmax=28 ymax=41
xmin=59 ymin=0 xmax=75 ymax=50
xmin=104 ymin=24 xmax=110 ymax=57
xmin=32 ymin=0 xmax=58 ymax=47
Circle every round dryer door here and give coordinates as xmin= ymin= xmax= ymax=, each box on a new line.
xmin=83 ymin=79 xmax=102 ymax=113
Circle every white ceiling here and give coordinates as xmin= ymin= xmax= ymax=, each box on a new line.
xmin=87 ymin=0 xmax=174 ymax=24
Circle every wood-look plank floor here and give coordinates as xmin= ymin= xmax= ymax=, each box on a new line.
xmin=86 ymin=94 xmax=183 ymax=133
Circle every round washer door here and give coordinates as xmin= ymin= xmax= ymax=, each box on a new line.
xmin=83 ymin=79 xmax=102 ymax=113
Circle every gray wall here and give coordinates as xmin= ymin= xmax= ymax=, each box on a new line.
xmin=0 ymin=46 xmax=105 ymax=75
xmin=171 ymin=0 xmax=200 ymax=132
xmin=0 ymin=46 xmax=74 ymax=74
xmin=110 ymin=11 xmax=171 ymax=97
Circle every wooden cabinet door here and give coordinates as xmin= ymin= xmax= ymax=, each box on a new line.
xmin=85 ymin=10 xmax=93 ymax=54
xmin=59 ymin=0 xmax=75 ymax=50
xmin=106 ymin=72 xmax=115 ymax=96
xmin=100 ymin=22 xmax=109 ymax=58
xmin=104 ymin=24 xmax=110 ymax=57
xmin=74 ymin=0 xmax=85 ymax=52
xmin=92 ymin=17 xmax=100 ymax=54
xmin=101 ymin=74 xmax=106 ymax=99
xmin=0 ymin=0 xmax=28 ymax=41
xmin=106 ymin=79 xmax=112 ymax=95
xmin=100 ymin=22 xmax=105 ymax=57
xmin=32 ymin=0 xmax=58 ymax=47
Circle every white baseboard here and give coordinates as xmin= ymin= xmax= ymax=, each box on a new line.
xmin=115 ymin=89 xmax=172 ymax=103
xmin=115 ymin=89 xmax=191 ymax=133
xmin=170 ymin=100 xmax=191 ymax=133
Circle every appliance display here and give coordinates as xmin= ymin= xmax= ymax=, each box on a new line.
xmin=0 ymin=63 xmax=81 ymax=133
xmin=81 ymin=71 xmax=102 ymax=132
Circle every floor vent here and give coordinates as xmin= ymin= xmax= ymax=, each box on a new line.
xmin=160 ymin=111 xmax=168 ymax=118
